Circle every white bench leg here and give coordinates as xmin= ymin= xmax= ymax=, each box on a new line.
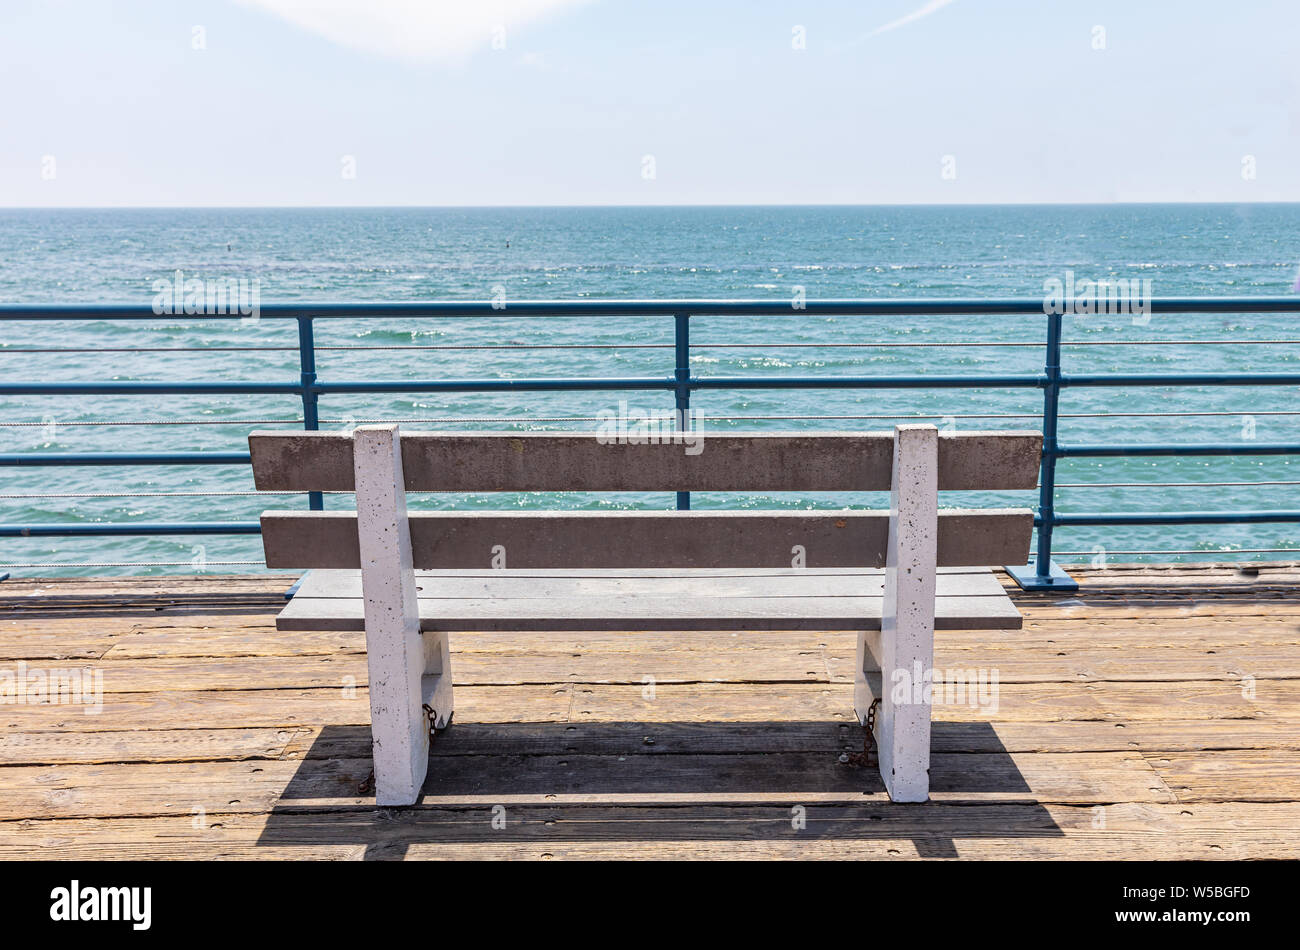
xmin=863 ymin=424 xmax=937 ymax=803
xmin=354 ymin=424 xmax=452 ymax=806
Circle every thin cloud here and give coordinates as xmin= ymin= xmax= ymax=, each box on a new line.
xmin=855 ymin=0 xmax=958 ymax=42
xmin=233 ymin=0 xmax=596 ymax=65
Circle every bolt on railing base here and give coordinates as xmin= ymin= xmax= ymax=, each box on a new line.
xmin=1005 ymin=561 xmax=1078 ymax=592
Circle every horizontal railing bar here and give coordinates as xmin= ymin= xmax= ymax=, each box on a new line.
xmin=0 ymin=382 xmax=305 ymax=396
xmin=5 ymin=443 xmax=1295 ymax=468
xmin=10 ymin=339 xmax=1300 ymax=355
xmin=1065 ymin=339 xmax=1300 ymax=346
xmin=1055 ymin=410 xmax=1300 ymax=418
xmin=1056 ymin=481 xmax=1300 ymax=489
xmin=0 ymin=414 xmax=1045 ymax=427
xmin=0 ymin=344 xmax=674 ymax=353
xmin=0 ymin=522 xmax=261 ymax=537
xmin=1056 ymin=442 xmax=1300 ymax=457
xmin=1054 ymin=549 xmax=1299 ymax=557
xmin=2 ymin=553 xmax=1295 ymax=567
xmin=0 ymin=452 xmax=251 ymax=466
xmin=6 ymin=478 xmax=1298 ymax=497
xmin=6 ymin=409 xmax=1300 ymax=428
xmin=0 ymin=347 xmax=300 ymax=354
xmin=0 ymin=560 xmax=264 ymax=568
xmin=0 ymin=490 xmax=332 ymax=498
xmin=689 ymin=375 xmax=1044 ymax=390
xmin=690 ymin=339 xmax=1300 ymax=348
xmin=1062 ymin=372 xmax=1300 ymax=387
xmin=3 ymin=296 xmax=1300 ymax=320
xmin=0 ymin=378 xmax=681 ymax=396
xmin=6 ymin=442 xmax=1297 ymax=468
xmin=0 ymin=419 xmax=314 ymax=427
xmin=334 ymin=339 xmax=1300 ymax=349
xmin=8 ymin=510 xmax=1300 ymax=536
xmin=12 ymin=373 xmax=1300 ymax=398
xmin=9 ymin=480 xmax=1300 ymax=497
xmin=310 ymin=375 xmax=1047 ymax=394
xmin=1041 ymin=511 xmax=1300 ymax=526
xmin=312 ymin=377 xmax=676 ymax=394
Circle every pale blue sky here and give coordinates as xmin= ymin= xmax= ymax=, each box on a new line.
xmin=2 ymin=0 xmax=1298 ymax=206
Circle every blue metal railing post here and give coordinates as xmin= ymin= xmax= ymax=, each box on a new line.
xmin=296 ymin=316 xmax=323 ymax=511
xmin=674 ymin=312 xmax=691 ymax=510
xmin=1037 ymin=312 xmax=1063 ymax=575
xmin=1007 ymin=309 xmax=1078 ymax=591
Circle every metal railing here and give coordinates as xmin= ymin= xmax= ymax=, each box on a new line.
xmin=3 ymin=297 xmax=1300 ymax=589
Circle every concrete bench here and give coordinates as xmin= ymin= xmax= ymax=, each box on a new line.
xmin=250 ymin=425 xmax=1040 ymax=805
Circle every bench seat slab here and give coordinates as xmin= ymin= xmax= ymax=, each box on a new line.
xmin=276 ymin=567 xmax=1020 ymax=631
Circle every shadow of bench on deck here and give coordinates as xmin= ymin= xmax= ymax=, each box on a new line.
xmin=257 ymin=720 xmax=1060 ymax=859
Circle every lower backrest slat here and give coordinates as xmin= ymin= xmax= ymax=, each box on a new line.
xmin=260 ymin=509 xmax=1032 ymax=570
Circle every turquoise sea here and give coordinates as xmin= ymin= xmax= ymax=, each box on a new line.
xmin=2 ymin=204 xmax=1299 ymax=574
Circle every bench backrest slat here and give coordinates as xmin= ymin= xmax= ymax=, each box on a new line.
xmin=249 ymin=430 xmax=1042 ymax=493
xmin=259 ymin=509 xmax=1033 ymax=570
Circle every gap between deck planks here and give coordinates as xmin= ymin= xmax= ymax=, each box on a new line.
xmin=1 ymin=565 xmax=1298 ymax=860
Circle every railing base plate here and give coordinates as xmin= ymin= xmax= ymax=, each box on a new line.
xmin=1005 ymin=561 xmax=1078 ymax=592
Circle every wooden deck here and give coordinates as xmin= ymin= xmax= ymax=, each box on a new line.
xmin=2 ymin=564 xmax=1298 ymax=860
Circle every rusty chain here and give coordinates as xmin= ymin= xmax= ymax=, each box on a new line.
xmin=423 ymin=704 xmax=450 ymax=742
xmin=357 ymin=706 xmax=452 ymax=796
xmin=839 ymin=698 xmax=881 ymax=768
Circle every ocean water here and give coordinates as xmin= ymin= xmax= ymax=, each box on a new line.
xmin=2 ymin=204 xmax=1299 ymax=574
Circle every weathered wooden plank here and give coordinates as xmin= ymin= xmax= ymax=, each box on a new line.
xmin=1038 ymin=561 xmax=1300 ymax=577
xmin=5 ymin=617 xmax=1295 ymax=665
xmin=0 ymin=728 xmax=299 ymax=765
xmin=563 ymin=680 xmax=1299 ymax=724
xmin=3 ymin=679 xmax=1296 ymax=735
xmin=6 ymin=715 xmax=1298 ymax=769
xmin=0 ymin=575 xmax=288 ymax=599
xmin=971 ymin=616 xmax=1300 ymax=649
xmin=0 ymin=685 xmax=570 ymax=732
xmin=1001 ymin=566 xmax=1300 ymax=588
xmin=1015 ymin=601 xmax=1300 ymax=620
xmin=4 ymin=803 xmax=1298 ymax=860
xmin=6 ymin=644 xmax=1290 ymax=701
xmin=14 ymin=617 xmax=1291 ymax=664
xmin=6 ymin=641 xmax=1292 ymax=698
xmin=0 ymin=630 xmax=120 ymax=661
xmin=249 ymin=430 xmax=1043 ymax=493
xmin=493 ymin=622 xmax=1298 ymax=656
xmin=66 ymin=655 xmax=366 ymax=693
xmin=1145 ymin=750 xmax=1300 ymax=802
xmin=99 ymin=627 xmax=361 ymax=660
xmin=0 ymin=750 xmax=1172 ymax=820
xmin=278 ymin=717 xmax=1300 ymax=761
xmin=832 ymin=648 xmax=1300 ymax=683
xmin=6 ymin=714 xmax=1299 ymax=769
xmin=260 ymin=509 xmax=1033 ymax=571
